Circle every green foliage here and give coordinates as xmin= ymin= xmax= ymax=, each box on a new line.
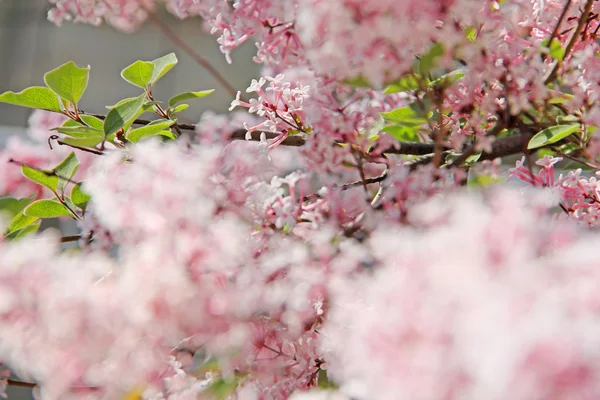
xmin=465 ymin=26 xmax=477 ymax=42
xmin=383 ymin=74 xmax=422 ymax=94
xmin=527 ymin=124 xmax=580 ymax=150
xmin=43 ymin=61 xmax=90 ymax=104
xmin=168 ymin=90 xmax=215 ymax=107
xmin=149 ymin=53 xmax=178 ymax=86
xmin=121 ymin=60 xmax=155 ymax=88
xmin=416 ymin=43 xmax=444 ymax=75
xmin=169 ymin=104 xmax=189 ymax=116
xmin=52 ymin=125 xmax=104 ymax=138
xmin=205 ymin=377 xmax=240 ymax=400
xmin=22 ymin=166 xmax=59 ymax=192
xmin=60 ymin=136 xmax=104 ymax=148
xmin=468 ymin=174 xmax=504 ymax=188
xmin=71 ymin=183 xmax=91 ymax=210
xmin=445 ymin=151 xmax=482 ymax=167
xmin=54 ymin=152 xmax=79 ymax=193
xmin=5 ymin=220 xmax=41 ymax=240
xmin=126 ymin=120 xmax=176 ymax=143
xmin=24 ymin=199 xmax=72 ymax=218
xmin=0 ymin=195 xmax=35 ymax=219
xmin=380 ymin=106 xmax=427 ymax=126
xmin=544 ymin=38 xmax=565 ymax=61
xmin=0 ymin=87 xmax=62 ymax=112
xmin=7 ymin=212 xmax=39 ymax=232
xmin=382 ymin=125 xmax=420 ymax=142
xmin=317 ymin=370 xmax=339 ymax=389
xmin=430 ymin=70 xmax=465 ymax=88
xmin=104 ymin=94 xmax=146 ymax=136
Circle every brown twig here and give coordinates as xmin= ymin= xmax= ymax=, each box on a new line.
xmin=7 ymin=379 xmax=36 ymax=388
xmin=543 ymin=0 xmax=572 ymax=61
xmin=146 ymin=12 xmax=238 ymax=98
xmin=545 ymin=0 xmax=594 ymax=84
xmin=60 ymin=235 xmax=81 ymax=243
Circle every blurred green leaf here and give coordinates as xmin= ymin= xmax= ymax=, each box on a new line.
xmin=527 ymin=124 xmax=579 ymax=149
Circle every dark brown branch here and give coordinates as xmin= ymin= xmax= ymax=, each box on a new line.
xmin=146 ymin=12 xmax=238 ymax=98
xmin=339 ymin=170 xmax=389 ymax=191
xmin=60 ymin=235 xmax=81 ymax=243
xmin=7 ymin=379 xmax=36 ymax=388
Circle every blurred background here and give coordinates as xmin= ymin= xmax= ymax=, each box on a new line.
xmin=0 ymin=2 xmax=258 ymax=398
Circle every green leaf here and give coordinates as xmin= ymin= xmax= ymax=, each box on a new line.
xmin=104 ymin=94 xmax=146 ymax=136
xmin=6 ymin=221 xmax=40 ymax=240
xmin=126 ymin=120 xmax=176 ymax=143
xmin=465 ymin=26 xmax=477 ymax=42
xmin=0 ymin=195 xmax=35 ymax=219
xmin=71 ymin=182 xmax=91 ymax=209
xmin=527 ymin=124 xmax=580 ymax=149
xmin=169 ymin=104 xmax=189 ymax=116
xmin=62 ymin=114 xmax=104 ymax=130
xmin=205 ymin=378 xmax=240 ymax=400
xmin=52 ymin=125 xmax=104 ymax=138
xmin=150 ymin=53 xmax=178 ymax=85
xmin=383 ymin=74 xmax=423 ymax=94
xmin=416 ymin=43 xmax=444 ymax=75
xmin=0 ymin=87 xmax=62 ymax=112
xmin=380 ymin=106 xmax=427 ymax=126
xmin=8 ymin=212 xmax=39 ymax=232
xmin=43 ymin=61 xmax=90 ymax=104
xmin=548 ymin=38 xmax=565 ymax=61
xmin=22 ymin=166 xmax=59 ymax=192
xmin=468 ymin=174 xmax=504 ymax=188
xmin=168 ymin=90 xmax=215 ymax=107
xmin=121 ymin=60 xmax=155 ymax=88
xmin=445 ymin=151 xmax=482 ymax=167
xmin=318 ymin=370 xmax=339 ymax=389
xmin=54 ymin=152 xmax=79 ymax=193
xmin=24 ymin=199 xmax=71 ymax=218
xmin=430 ymin=70 xmax=464 ymax=88
xmin=341 ymin=76 xmax=372 ymax=88
xmin=548 ymin=91 xmax=574 ymax=104
xmin=382 ymin=125 xmax=420 ymax=142
xmin=60 ymin=136 xmax=104 ymax=148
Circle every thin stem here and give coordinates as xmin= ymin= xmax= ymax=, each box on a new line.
xmin=61 ymin=235 xmax=81 ymax=243
xmin=543 ymin=0 xmax=572 ymax=61
xmin=7 ymin=379 xmax=36 ymax=388
xmin=545 ymin=0 xmax=594 ymax=85
xmin=146 ymin=12 xmax=238 ymax=98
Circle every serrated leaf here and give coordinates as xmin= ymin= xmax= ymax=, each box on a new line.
xmin=150 ymin=53 xmax=178 ymax=85
xmin=0 ymin=195 xmax=35 ymax=219
xmin=168 ymin=90 xmax=214 ymax=107
xmin=54 ymin=152 xmax=79 ymax=193
xmin=71 ymin=183 xmax=91 ymax=210
xmin=126 ymin=120 xmax=176 ymax=143
xmin=382 ymin=125 xmax=420 ymax=142
xmin=380 ymin=106 xmax=427 ymax=126
xmin=52 ymin=125 xmax=104 ymax=138
xmin=24 ymin=199 xmax=71 ymax=218
xmin=527 ymin=124 xmax=579 ymax=150
xmin=22 ymin=166 xmax=59 ymax=192
xmin=0 ymin=87 xmax=62 ymax=112
xmin=104 ymin=94 xmax=146 ymax=136
xmin=43 ymin=61 xmax=90 ymax=104
xmin=121 ymin=60 xmax=154 ymax=88
xmin=383 ymin=74 xmax=423 ymax=94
